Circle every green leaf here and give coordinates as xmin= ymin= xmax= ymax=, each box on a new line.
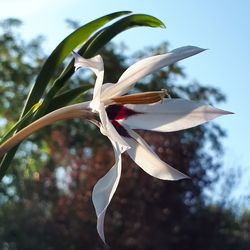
xmin=46 ymin=85 xmax=92 ymax=113
xmin=22 ymin=11 xmax=131 ymax=115
xmin=83 ymin=14 xmax=165 ymax=57
xmin=0 ymin=102 xmax=42 ymax=144
xmin=0 ymin=148 xmax=18 ymax=180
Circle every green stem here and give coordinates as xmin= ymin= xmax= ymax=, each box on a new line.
xmin=0 ymin=103 xmax=96 ymax=160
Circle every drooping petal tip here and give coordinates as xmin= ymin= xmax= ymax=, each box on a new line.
xmin=92 ymin=141 xmax=122 ymax=245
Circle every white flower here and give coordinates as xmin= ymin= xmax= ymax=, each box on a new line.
xmin=73 ymin=47 xmax=232 ymax=243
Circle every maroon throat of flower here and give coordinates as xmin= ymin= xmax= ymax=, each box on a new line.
xmin=106 ymin=90 xmax=167 ymax=137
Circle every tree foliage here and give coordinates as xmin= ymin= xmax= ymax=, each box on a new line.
xmin=0 ymin=19 xmax=249 ymax=250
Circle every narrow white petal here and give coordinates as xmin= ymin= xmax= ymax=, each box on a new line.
xmin=98 ymin=103 xmax=130 ymax=152
xmin=73 ymin=51 xmax=104 ymax=74
xmin=123 ymin=126 xmax=188 ymax=180
xmin=101 ymin=46 xmax=205 ymax=100
xmin=100 ymin=83 xmax=116 ymax=104
xmin=92 ymin=141 xmax=122 ymax=244
xmin=89 ymin=69 xmax=104 ymax=112
xmin=121 ymin=99 xmax=232 ymax=132
xmin=73 ymin=52 xmax=105 ymax=111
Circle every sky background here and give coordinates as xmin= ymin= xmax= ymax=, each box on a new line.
xmin=1 ymin=0 xmax=249 ymax=204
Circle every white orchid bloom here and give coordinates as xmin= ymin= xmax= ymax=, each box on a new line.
xmin=73 ymin=46 xmax=232 ymax=244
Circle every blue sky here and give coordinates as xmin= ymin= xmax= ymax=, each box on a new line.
xmin=1 ymin=0 xmax=249 ymax=203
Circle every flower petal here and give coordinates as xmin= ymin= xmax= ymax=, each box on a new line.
xmin=101 ymin=46 xmax=206 ymax=100
xmin=98 ymin=103 xmax=130 ymax=152
xmin=73 ymin=52 xmax=104 ymax=111
xmin=73 ymin=51 xmax=104 ymax=74
xmin=123 ymin=126 xmax=188 ymax=180
xmin=121 ymin=99 xmax=233 ymax=132
xmin=92 ymin=140 xmax=122 ymax=244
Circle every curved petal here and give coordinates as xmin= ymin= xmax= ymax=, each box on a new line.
xmin=122 ymin=126 xmax=188 ymax=180
xmin=73 ymin=51 xmax=104 ymax=74
xmin=98 ymin=103 xmax=130 ymax=152
xmin=101 ymin=46 xmax=206 ymax=100
xmin=121 ymin=99 xmax=233 ymax=132
xmin=92 ymin=140 xmax=122 ymax=244
xmin=73 ymin=52 xmax=104 ymax=111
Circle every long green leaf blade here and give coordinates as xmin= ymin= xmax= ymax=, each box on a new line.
xmin=0 ymin=102 xmax=42 ymax=144
xmin=46 ymin=85 xmax=92 ymax=113
xmin=83 ymin=14 xmax=165 ymax=57
xmin=22 ymin=11 xmax=131 ymax=115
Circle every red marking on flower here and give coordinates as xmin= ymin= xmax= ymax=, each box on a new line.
xmin=111 ymin=120 xmax=130 ymax=137
xmin=106 ymin=105 xmax=139 ymax=121
xmin=106 ymin=105 xmax=141 ymax=137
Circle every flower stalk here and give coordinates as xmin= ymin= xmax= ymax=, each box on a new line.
xmin=0 ymin=103 xmax=96 ymax=158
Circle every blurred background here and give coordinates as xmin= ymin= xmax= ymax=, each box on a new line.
xmin=0 ymin=1 xmax=249 ymax=249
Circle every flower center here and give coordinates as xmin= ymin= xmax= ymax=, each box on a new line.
xmin=106 ymin=105 xmax=139 ymax=121
xmin=106 ymin=90 xmax=168 ymax=138
xmin=106 ymin=105 xmax=139 ymax=137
